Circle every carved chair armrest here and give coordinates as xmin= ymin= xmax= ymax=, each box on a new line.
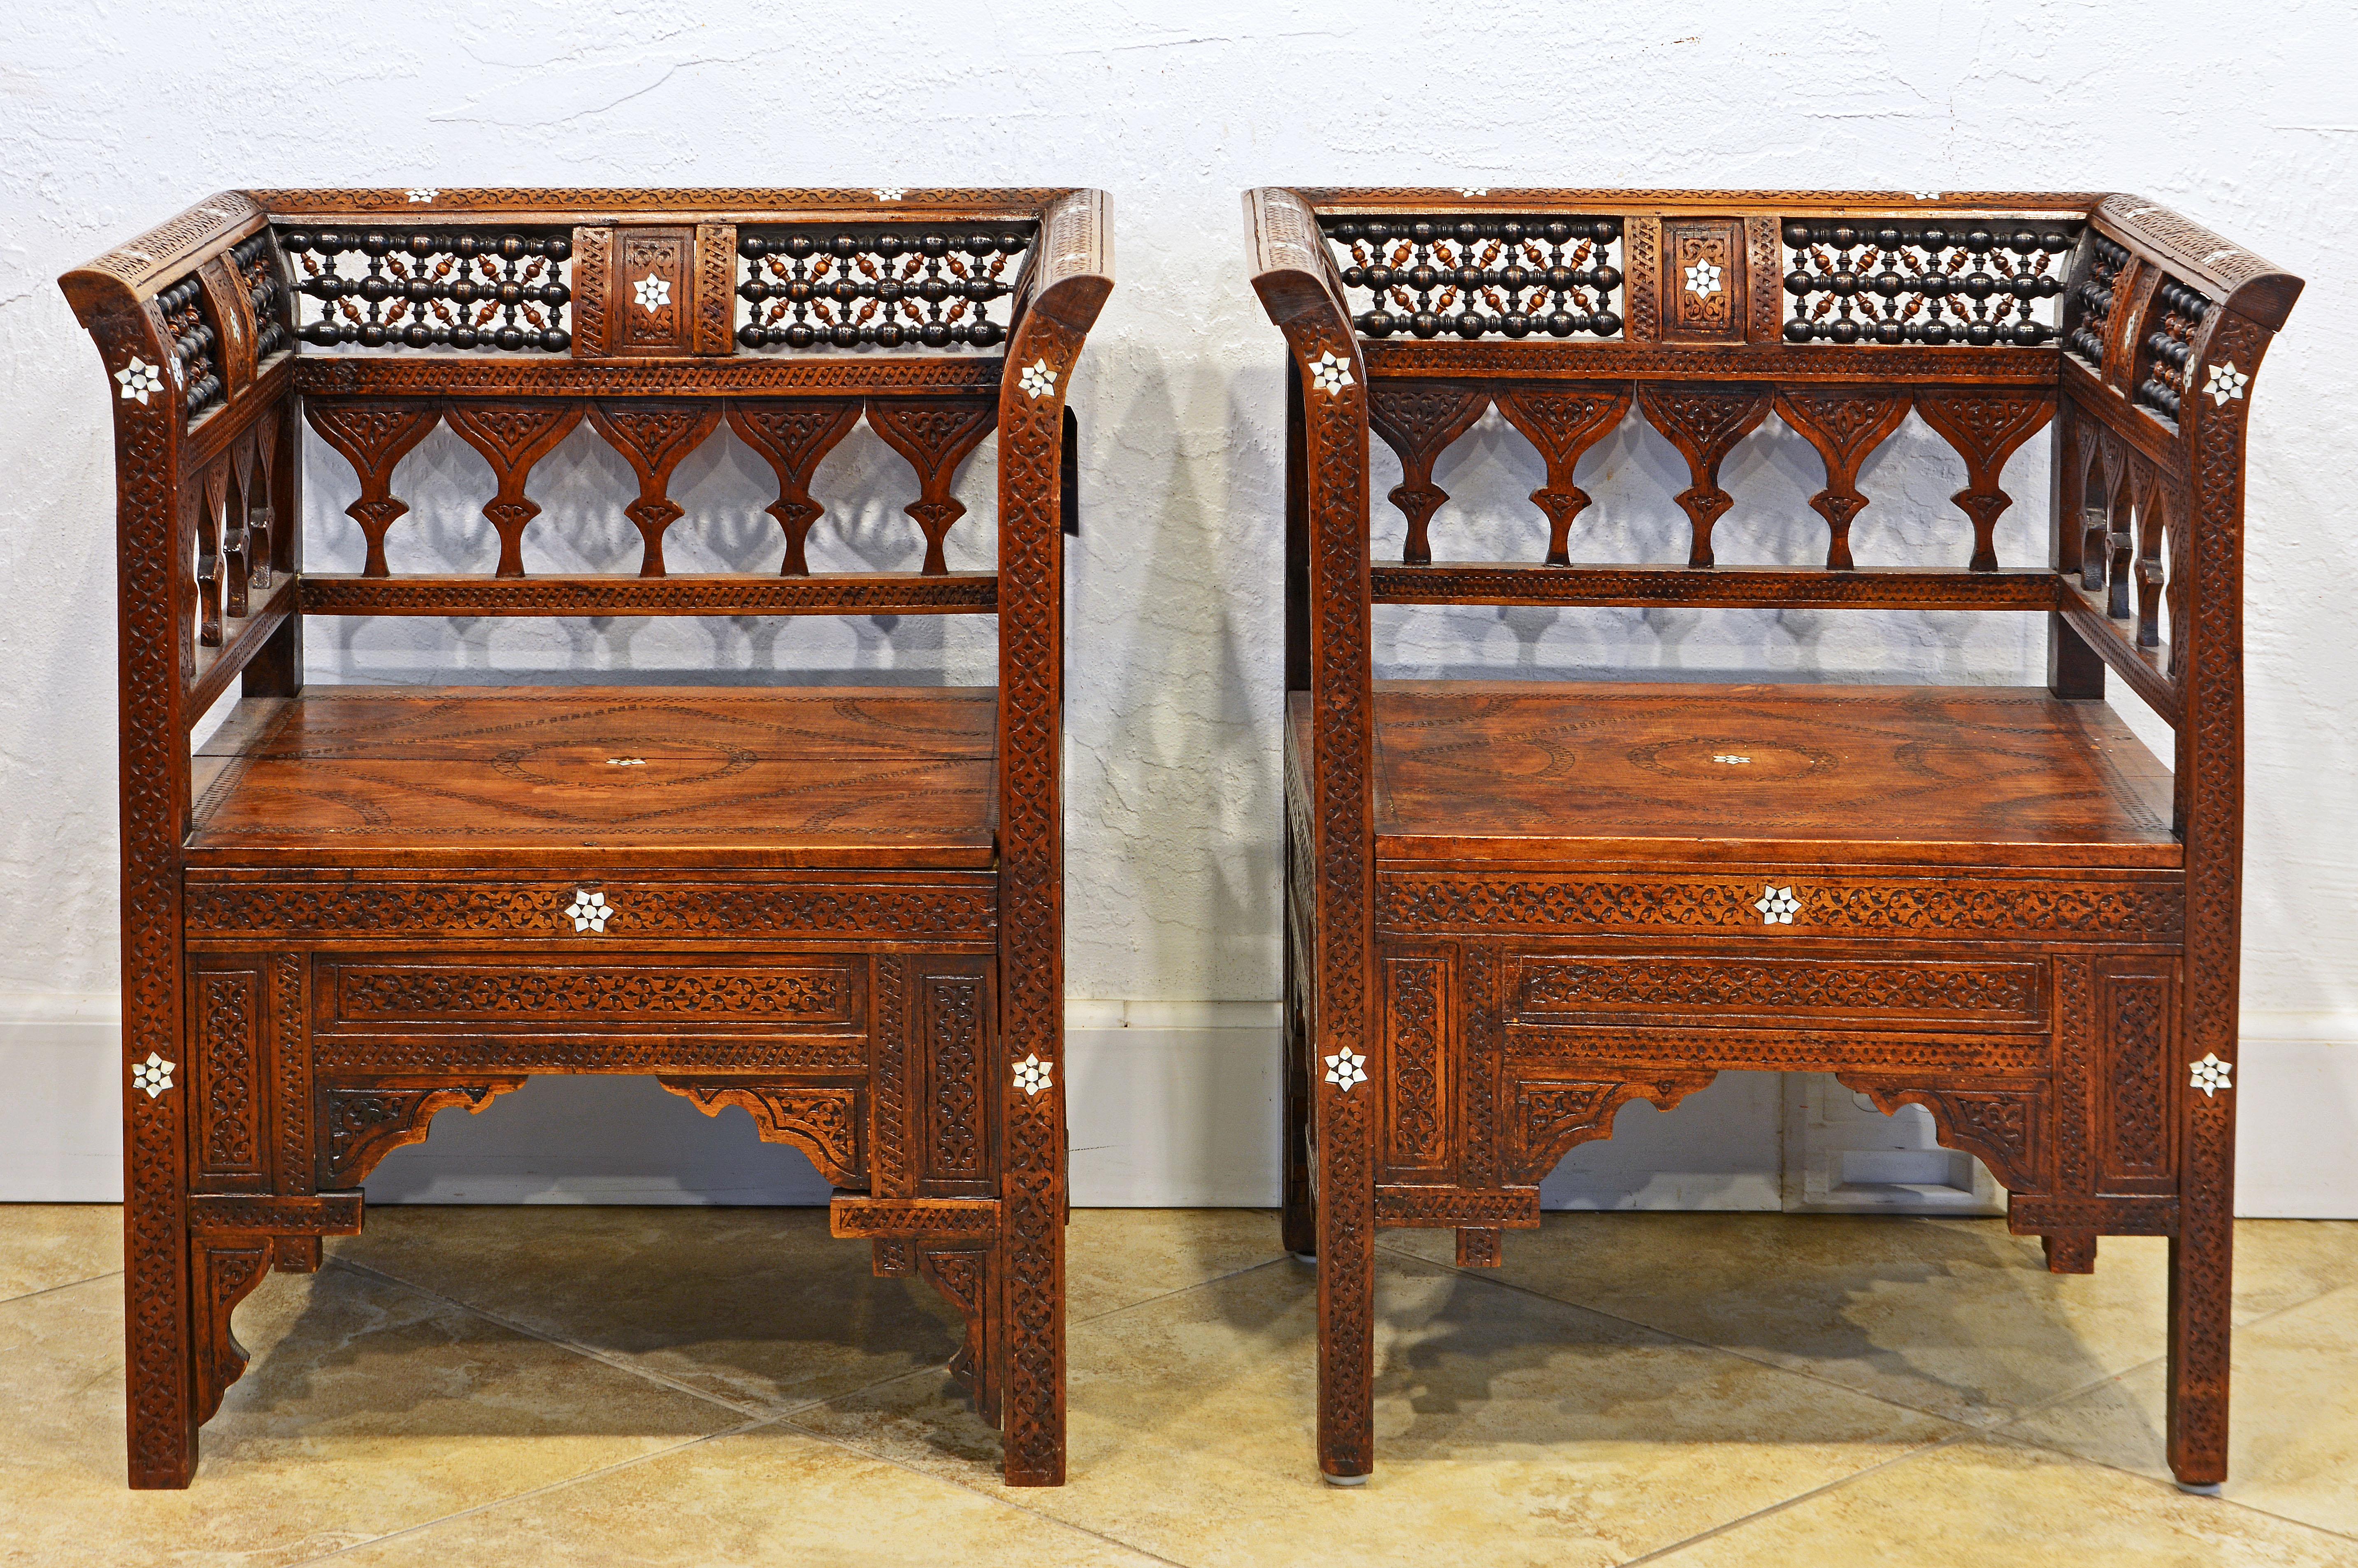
xmin=1243 ymin=187 xmax=1355 ymax=331
xmin=2093 ymin=195 xmax=2302 ymax=330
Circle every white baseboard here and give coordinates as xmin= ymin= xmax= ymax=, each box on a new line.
xmin=5 ymin=998 xmax=2353 ymax=1216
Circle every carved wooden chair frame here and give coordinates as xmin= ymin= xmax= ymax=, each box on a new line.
xmin=1245 ymin=185 xmax=2299 ymax=1488
xmin=62 ymin=186 xmax=1111 ymax=1488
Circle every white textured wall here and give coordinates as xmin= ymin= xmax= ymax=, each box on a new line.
xmin=2 ymin=1 xmax=2353 ymax=1201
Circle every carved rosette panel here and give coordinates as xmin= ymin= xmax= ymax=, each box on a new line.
xmin=320 ymin=1080 xmax=525 ymax=1187
xmin=1507 ymin=1076 xmax=1715 ymax=1182
xmin=1660 ymin=219 xmax=1745 ymax=343
xmin=1382 ymin=953 xmax=1450 ymax=1172
xmin=657 ymin=1080 xmax=863 ymax=1187
xmin=614 ymin=228 xmax=690 ymax=355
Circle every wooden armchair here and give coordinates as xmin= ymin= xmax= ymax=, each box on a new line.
xmin=60 ymin=185 xmax=1111 ymax=1489
xmin=1245 ymin=186 xmax=2299 ymax=1489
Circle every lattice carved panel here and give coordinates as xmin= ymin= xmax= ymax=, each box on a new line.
xmin=736 ymin=224 xmax=1034 ymax=351
xmin=1781 ymin=217 xmax=2079 ymax=346
xmin=281 ymin=225 xmax=573 ymax=352
xmin=1321 ymin=215 xmax=1625 ymax=341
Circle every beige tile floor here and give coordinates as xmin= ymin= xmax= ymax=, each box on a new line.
xmin=2 ymin=1206 xmax=2354 ymax=1566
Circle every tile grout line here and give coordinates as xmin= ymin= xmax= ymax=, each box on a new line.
xmin=286 ymin=1421 xmax=768 ymax=1565
xmin=327 ymin=1257 xmax=784 ymax=1422
xmin=756 ymin=1410 xmax=1196 ymax=1568
xmin=0 ymin=1266 xmax=123 ymax=1311
xmin=1612 ymin=1424 xmax=1991 ymax=1566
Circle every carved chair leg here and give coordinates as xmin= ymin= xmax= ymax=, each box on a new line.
xmin=999 ymin=1199 xmax=1063 ymax=1486
xmin=2166 ymin=1086 xmax=2237 ymax=1490
xmin=2042 ymin=1231 xmax=2098 ymax=1274
xmin=125 ymin=1194 xmax=200 ymax=1489
xmin=1317 ymin=1078 xmax=1376 ymax=1483
xmin=1455 ymin=1227 xmax=1503 ymax=1268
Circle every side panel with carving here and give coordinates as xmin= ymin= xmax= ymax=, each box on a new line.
xmin=1381 ymin=948 xmax=1452 ymax=1177
xmin=916 ymin=957 xmax=993 ymax=1195
xmin=2096 ymin=959 xmax=2179 ymax=1194
xmin=188 ymin=957 xmax=267 ymax=1191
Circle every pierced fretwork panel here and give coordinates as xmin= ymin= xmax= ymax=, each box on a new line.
xmin=2063 ymin=232 xmax=2130 ymax=369
xmin=1323 ymin=216 xmax=1626 ymax=341
xmin=735 ymin=225 xmax=1034 ymax=351
xmin=2074 ymin=420 xmax=2183 ymax=667
xmin=1368 ymin=378 xmax=2051 ymax=573
xmin=2131 ymin=277 xmax=2216 ymax=424
xmin=280 ymin=227 xmax=574 ymax=352
xmin=184 ymin=408 xmax=286 ymax=664
xmin=1780 ymin=219 xmax=2077 ymax=346
xmin=158 ymin=274 xmax=225 ymax=424
xmin=305 ymin=395 xmax=997 ymax=579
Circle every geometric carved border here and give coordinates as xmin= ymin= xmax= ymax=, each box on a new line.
xmin=1505 ymin=1073 xmax=1717 ymax=1183
xmin=657 ymin=1079 xmax=862 ymax=1186
xmin=1382 ymin=873 xmax=2184 ymax=939
xmin=1836 ymin=1074 xmax=2049 ymax=1195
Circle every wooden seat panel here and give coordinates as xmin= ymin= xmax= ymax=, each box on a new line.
xmin=1344 ymin=682 xmax=2177 ymax=869
xmin=190 ymin=686 xmax=998 ymax=869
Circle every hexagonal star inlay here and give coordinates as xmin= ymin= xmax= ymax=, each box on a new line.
xmin=632 ymin=274 xmax=671 ymax=313
xmin=1309 ymin=350 xmax=1354 ymax=394
xmin=1324 ymin=1047 xmax=1367 ymax=1092
xmin=1013 ymin=1054 xmax=1054 ymax=1096
xmin=2190 ymin=1053 xmax=2233 ymax=1097
xmin=1754 ymin=885 xmax=1800 ymax=924
xmin=1684 ymin=259 xmax=1723 ymax=297
xmin=565 ymin=889 xmax=613 ymax=932
xmin=1018 ymin=359 xmax=1058 ymax=399
xmin=114 ymin=356 xmax=163 ymax=404
xmin=131 ymin=1051 xmax=175 ymax=1099
xmin=2203 ymin=361 xmax=2248 ymax=406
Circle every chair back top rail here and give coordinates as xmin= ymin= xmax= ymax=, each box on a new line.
xmin=1246 ymin=186 xmax=2302 ymax=732
xmin=59 ymin=188 xmax=1112 ymax=724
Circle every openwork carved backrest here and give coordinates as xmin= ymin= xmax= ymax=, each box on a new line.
xmin=1247 ymin=185 xmax=2300 ymax=784
xmin=61 ymin=188 xmax=1112 ymax=728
